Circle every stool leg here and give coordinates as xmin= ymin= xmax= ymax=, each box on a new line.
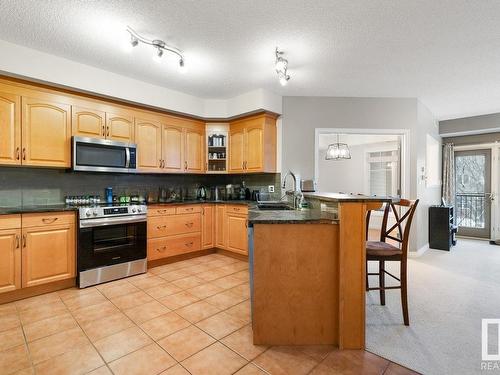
xmin=379 ymin=260 xmax=385 ymax=305
xmin=401 ymin=261 xmax=409 ymax=325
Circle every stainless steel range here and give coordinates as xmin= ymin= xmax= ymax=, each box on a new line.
xmin=77 ymin=204 xmax=147 ymax=288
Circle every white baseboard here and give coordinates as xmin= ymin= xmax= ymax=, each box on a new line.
xmin=409 ymin=243 xmax=429 ymax=258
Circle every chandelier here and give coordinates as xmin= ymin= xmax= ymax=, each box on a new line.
xmin=325 ymin=134 xmax=351 ymax=160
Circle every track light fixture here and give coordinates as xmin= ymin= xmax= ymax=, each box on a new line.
xmin=125 ymin=26 xmax=185 ymax=69
xmin=275 ymin=47 xmax=290 ymax=86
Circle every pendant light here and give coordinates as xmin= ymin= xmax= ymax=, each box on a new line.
xmin=325 ymin=134 xmax=351 ymax=160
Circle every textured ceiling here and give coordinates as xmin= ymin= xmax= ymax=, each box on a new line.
xmin=1 ymin=0 xmax=500 ymax=119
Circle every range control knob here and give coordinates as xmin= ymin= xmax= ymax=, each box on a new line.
xmin=85 ymin=209 xmax=92 ymax=217
xmin=92 ymin=209 xmax=99 ymax=216
xmin=131 ymin=207 xmax=137 ymax=213
xmin=137 ymin=206 xmax=142 ymax=213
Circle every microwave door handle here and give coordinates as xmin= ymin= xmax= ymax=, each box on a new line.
xmin=125 ymin=147 xmax=130 ymax=168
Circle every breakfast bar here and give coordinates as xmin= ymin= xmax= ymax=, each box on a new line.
xmin=248 ymin=193 xmax=395 ymax=350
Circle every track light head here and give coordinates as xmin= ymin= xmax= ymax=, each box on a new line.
xmin=275 ymin=47 xmax=291 ymax=85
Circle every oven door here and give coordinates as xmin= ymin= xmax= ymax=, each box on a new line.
xmin=78 ymin=219 xmax=146 ymax=271
xmin=73 ymin=136 xmax=137 ymax=173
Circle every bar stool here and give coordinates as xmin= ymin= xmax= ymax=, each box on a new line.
xmin=366 ymin=199 xmax=419 ymax=326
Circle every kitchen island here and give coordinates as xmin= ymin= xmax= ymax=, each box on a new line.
xmin=248 ymin=192 xmax=395 ymax=349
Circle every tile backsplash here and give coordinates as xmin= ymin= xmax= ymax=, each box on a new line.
xmin=0 ymin=167 xmax=281 ymax=206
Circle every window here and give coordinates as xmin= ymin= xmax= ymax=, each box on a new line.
xmin=366 ymin=149 xmax=400 ymax=197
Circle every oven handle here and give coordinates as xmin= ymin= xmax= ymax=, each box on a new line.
xmin=125 ymin=147 xmax=131 ymax=168
xmin=79 ymin=215 xmax=147 ymax=228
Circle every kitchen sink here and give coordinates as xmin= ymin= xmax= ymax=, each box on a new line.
xmin=257 ymin=202 xmax=294 ymax=210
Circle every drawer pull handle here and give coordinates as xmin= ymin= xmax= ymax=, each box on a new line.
xmin=15 ymin=147 xmax=20 ymax=160
xmin=15 ymin=235 xmax=20 ymax=249
xmin=185 ymin=208 xmax=193 ymax=211
xmin=157 ymin=210 xmax=168 ymax=214
xmin=185 ymin=222 xmax=194 ymax=228
xmin=157 ymin=225 xmax=167 ymax=230
xmin=106 ymin=126 xmax=110 ymax=137
xmin=102 ymin=125 xmax=105 ymax=136
xmin=234 ymin=208 xmax=240 ymax=211
xmin=156 ymin=246 xmax=167 ymax=253
xmin=22 ymin=235 xmax=26 ymax=248
xmin=42 ymin=218 xmax=58 ymax=224
xmin=185 ymin=242 xmax=194 ymax=247
xmin=22 ymin=148 xmax=26 ymax=161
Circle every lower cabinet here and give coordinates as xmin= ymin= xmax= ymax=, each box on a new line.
xmin=0 ymin=212 xmax=76 ymax=295
xmin=0 ymin=216 xmax=21 ymax=293
xmin=215 ymin=204 xmax=227 ymax=249
xmin=202 ymin=204 xmax=215 ymax=249
xmin=147 ymin=205 xmax=202 ymax=262
xmin=22 ymin=223 xmax=76 ymax=288
xmin=226 ymin=213 xmax=248 ymax=255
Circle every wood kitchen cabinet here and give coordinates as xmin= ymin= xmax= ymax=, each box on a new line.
xmin=135 ymin=117 xmax=163 ymax=172
xmin=0 ymin=92 xmax=21 ymax=165
xmin=162 ymin=125 xmax=184 ymax=172
xmin=21 ymin=212 xmax=76 ymax=288
xmin=185 ymin=127 xmax=204 ymax=173
xmin=22 ymin=96 xmax=71 ymax=168
xmin=229 ymin=113 xmax=277 ymax=173
xmin=72 ymin=106 xmax=106 ymax=139
xmin=0 ymin=215 xmax=22 ymax=294
xmin=202 ymin=204 xmax=215 ymax=249
xmin=226 ymin=206 xmax=248 ymax=255
xmin=106 ymin=111 xmax=134 ymax=142
xmin=72 ymin=106 xmax=134 ymax=143
xmin=215 ymin=204 xmax=227 ymax=249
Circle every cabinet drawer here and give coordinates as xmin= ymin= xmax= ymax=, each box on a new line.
xmin=22 ymin=212 xmax=75 ymax=228
xmin=175 ymin=205 xmax=201 ymax=214
xmin=147 ymin=234 xmax=201 ymax=261
xmin=148 ymin=213 xmax=201 ymax=238
xmin=147 ymin=206 xmax=176 ymax=217
xmin=0 ymin=214 xmax=21 ymax=230
xmin=226 ymin=205 xmax=248 ymax=215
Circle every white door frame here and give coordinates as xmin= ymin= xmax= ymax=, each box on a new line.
xmin=314 ymin=128 xmax=411 ymax=199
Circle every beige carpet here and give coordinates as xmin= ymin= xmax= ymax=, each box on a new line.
xmin=366 ymin=238 xmax=500 ymax=375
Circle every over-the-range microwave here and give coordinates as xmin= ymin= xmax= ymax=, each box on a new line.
xmin=72 ymin=136 xmax=137 ymax=173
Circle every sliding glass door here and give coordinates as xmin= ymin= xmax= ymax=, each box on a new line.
xmin=455 ymin=149 xmax=492 ymax=238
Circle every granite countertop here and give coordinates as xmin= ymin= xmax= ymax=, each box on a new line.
xmin=248 ymin=208 xmax=338 ymax=225
xmin=0 ymin=204 xmax=79 ymax=215
xmin=303 ymin=192 xmax=398 ymax=203
xmin=0 ymin=199 xmax=257 ymax=215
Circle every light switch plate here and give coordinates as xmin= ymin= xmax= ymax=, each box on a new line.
xmin=268 ymin=185 xmax=275 ymax=193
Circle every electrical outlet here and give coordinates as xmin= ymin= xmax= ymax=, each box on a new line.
xmin=268 ymin=185 xmax=275 ymax=193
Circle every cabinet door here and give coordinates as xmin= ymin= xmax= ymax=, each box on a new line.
xmin=229 ymin=126 xmax=245 ymax=173
xmin=135 ymin=118 xmax=162 ymax=172
xmin=185 ymin=127 xmax=204 ymax=173
xmin=72 ymin=106 xmax=105 ymax=138
xmin=215 ymin=205 xmax=226 ymax=249
xmin=226 ymin=214 xmax=248 ymax=255
xmin=106 ymin=112 xmax=134 ymax=142
xmin=245 ymin=124 xmax=264 ymax=172
xmin=0 ymin=229 xmax=21 ymax=294
xmin=162 ymin=125 xmax=184 ymax=173
xmin=0 ymin=92 xmax=21 ymax=165
xmin=202 ymin=204 xmax=215 ymax=249
xmin=22 ymin=224 xmax=75 ymax=288
xmin=22 ymin=97 xmax=71 ymax=167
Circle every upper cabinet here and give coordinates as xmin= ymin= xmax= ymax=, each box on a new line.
xmin=162 ymin=124 xmax=184 ymax=173
xmin=72 ymin=106 xmax=134 ymax=143
xmin=229 ymin=114 xmax=277 ymax=173
xmin=106 ymin=112 xmax=134 ymax=143
xmin=22 ymin=96 xmax=71 ymax=168
xmin=72 ymin=106 xmax=105 ymax=139
xmin=135 ymin=117 xmax=162 ymax=172
xmin=0 ymin=92 xmax=21 ymax=165
xmin=185 ymin=126 xmax=204 ymax=173
xmin=137 ymin=116 xmax=205 ymax=174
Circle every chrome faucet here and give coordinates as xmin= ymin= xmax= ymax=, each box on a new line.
xmin=282 ymin=170 xmax=303 ymax=209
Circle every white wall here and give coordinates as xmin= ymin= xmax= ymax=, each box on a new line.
xmin=0 ymin=39 xmax=282 ymax=118
xmin=282 ymin=96 xmax=441 ymax=252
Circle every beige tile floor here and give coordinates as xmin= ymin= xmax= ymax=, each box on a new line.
xmin=0 ymin=253 xmax=418 ymax=375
